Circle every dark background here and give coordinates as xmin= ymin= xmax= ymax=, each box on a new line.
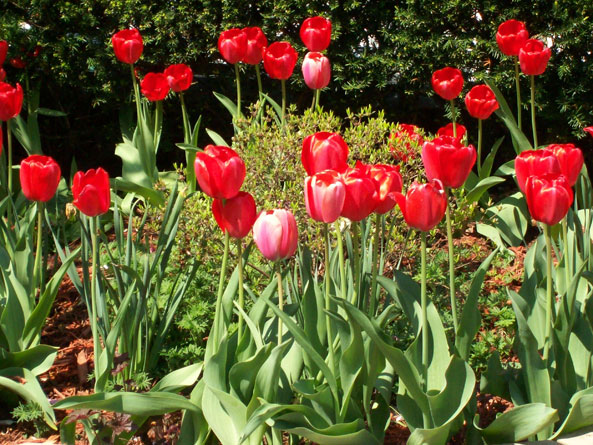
xmin=1 ymin=0 xmax=592 ymax=176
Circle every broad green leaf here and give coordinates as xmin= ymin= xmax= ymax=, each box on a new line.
xmin=485 ymin=192 xmax=529 ymax=247
xmin=476 ymin=403 xmax=558 ymax=444
xmin=214 ymin=91 xmax=241 ymax=120
xmin=202 ymin=385 xmax=247 ymax=445
xmin=206 ymin=128 xmax=230 ymax=147
xmin=0 ymin=345 xmax=57 ymax=376
xmin=481 ymin=136 xmax=504 ymax=179
xmin=113 ymin=177 xmax=165 ymax=206
xmin=150 ymin=363 xmax=202 ymax=393
xmin=465 ymin=176 xmax=505 ymax=205
xmin=176 ymin=142 xmax=200 ymax=153
xmin=36 ymin=108 xmax=67 ymax=117
xmin=552 ymin=388 xmax=593 ymax=438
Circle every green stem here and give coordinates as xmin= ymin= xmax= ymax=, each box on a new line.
xmin=324 ymin=224 xmax=336 ymax=374
xmin=530 ymin=75 xmax=537 ymax=148
xmin=130 ymin=64 xmax=142 ymax=125
xmin=154 ymin=100 xmax=162 ymax=152
xmin=214 ymin=231 xmax=230 ymax=351
xmin=235 ymin=64 xmax=241 ymax=119
xmin=237 ymin=239 xmax=244 ymax=339
xmin=445 ymin=191 xmax=459 ymax=335
xmin=34 ymin=202 xmax=44 ymax=293
xmin=255 ymin=64 xmax=263 ymax=102
xmin=179 ymin=92 xmax=196 ymax=192
xmin=515 ymin=57 xmax=522 ymax=131
xmin=477 ymin=119 xmax=483 ymax=178
xmin=276 ymin=265 xmax=283 ymax=346
xmin=90 ymin=217 xmax=100 ymax=370
xmin=562 ymin=218 xmax=570 ymax=288
xmin=315 ymin=89 xmax=321 ymax=110
xmin=7 ymin=119 xmax=13 ymax=195
xmin=335 ymin=221 xmax=347 ymax=301
xmin=369 ymin=213 xmax=381 ymax=315
xmin=351 ymin=221 xmax=361 ymax=307
xmin=543 ymin=225 xmax=553 ymax=363
xmin=450 ymin=99 xmax=457 ymax=138
xmin=420 ymin=231 xmax=430 ymax=428
xmin=281 ymin=79 xmax=286 ymax=126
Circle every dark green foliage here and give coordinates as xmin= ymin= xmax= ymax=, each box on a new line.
xmin=1 ymin=1 xmax=593 ymax=173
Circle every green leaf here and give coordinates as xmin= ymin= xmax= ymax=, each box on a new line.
xmin=465 ymin=176 xmax=505 ymax=205
xmin=36 ymin=108 xmax=67 ymax=117
xmin=113 ymin=178 xmax=165 ymax=206
xmin=553 ymin=389 xmax=593 ymax=438
xmin=150 ymin=363 xmax=202 ymax=393
xmin=476 ymin=403 xmax=558 ymax=444
xmin=206 ymin=128 xmax=230 ymax=147
xmin=176 ymin=142 xmax=200 ymax=153
xmin=0 ymin=345 xmax=58 ymax=376
xmin=480 ymin=136 xmax=504 ymax=179
xmin=486 ymin=192 xmax=530 ymax=247
xmin=214 ymin=91 xmax=241 ymax=120
xmin=54 ymin=392 xmax=200 ymax=415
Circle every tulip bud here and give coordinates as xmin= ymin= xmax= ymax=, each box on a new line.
xmin=358 ymin=162 xmax=403 ymax=214
xmin=584 ymin=126 xmax=593 ymax=138
xmin=0 ymin=81 xmax=24 ymax=121
xmin=301 ymin=132 xmax=349 ymax=176
xmin=496 ymin=20 xmax=529 ymax=56
xmin=514 ymin=149 xmax=561 ymax=192
xmin=194 ymin=145 xmax=246 ymax=200
xmin=218 ymin=28 xmax=247 ymax=65
xmin=465 ymin=85 xmax=499 ymax=120
xmin=164 ymin=64 xmax=193 ymax=93
xmin=72 ymin=168 xmax=111 ymax=217
xmin=437 ymin=123 xmax=466 ymax=140
xmin=524 ymin=173 xmax=573 ymax=226
xmin=395 ymin=180 xmax=447 ymax=232
xmin=20 ymin=155 xmax=62 ymax=202
xmin=253 ymin=209 xmax=298 ymax=261
xmin=431 ymin=67 xmax=464 ymax=101
xmin=300 ymin=16 xmax=332 ymax=52
xmin=140 ymin=72 xmax=170 ymax=101
xmin=519 ymin=39 xmax=551 ymax=76
xmin=302 ymin=52 xmax=331 ymax=90
xmin=304 ymin=170 xmax=345 ymax=223
xmin=212 ymin=192 xmax=257 ymax=239
xmin=112 ymin=28 xmax=143 ymax=64
xmin=242 ymin=27 xmax=268 ymax=65
xmin=263 ymin=42 xmax=298 ymax=80
xmin=422 ymin=135 xmax=476 ymax=189
xmin=0 ymin=41 xmax=7 ymax=66
xmin=340 ymin=167 xmax=379 ymax=221
xmin=548 ymin=144 xmax=584 ymax=186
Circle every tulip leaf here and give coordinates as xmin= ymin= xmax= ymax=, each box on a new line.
xmin=112 ymin=177 xmax=165 ymax=207
xmin=480 ymin=136 xmax=505 ymax=180
xmin=36 ymin=107 xmax=67 ymax=117
xmin=175 ymin=142 xmax=200 ymax=153
xmin=206 ymin=128 xmax=230 ymax=147
xmin=475 ymin=403 xmax=558 ymax=444
xmin=552 ymin=388 xmax=593 ymax=438
xmin=150 ymin=363 xmax=203 ymax=393
xmin=465 ymin=176 xmax=505 ymax=205
xmin=214 ymin=91 xmax=242 ymax=120
xmin=485 ymin=192 xmax=529 ymax=247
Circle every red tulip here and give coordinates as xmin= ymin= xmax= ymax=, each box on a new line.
xmin=390 ymin=124 xmax=424 ymax=162
xmin=140 ymin=72 xmax=170 ymax=101
xmin=242 ymin=27 xmax=268 ymax=65
xmin=72 ymin=168 xmax=111 ymax=217
xmin=514 ymin=149 xmax=561 ymax=192
xmin=395 ymin=179 xmax=447 ymax=232
xmin=9 ymin=58 xmax=26 ymax=69
xmin=496 ymin=20 xmax=529 ymax=56
xmin=437 ymin=122 xmax=466 ymax=140
xmin=194 ymin=145 xmax=246 ymax=199
xmin=218 ymin=28 xmax=247 ymax=65
xmin=584 ymin=126 xmax=593 ymax=138
xmin=422 ymin=135 xmax=476 ymax=189
xmin=431 ymin=67 xmax=464 ymax=101
xmin=358 ymin=162 xmax=403 ymax=214
xmin=302 ymin=52 xmax=331 ymax=90
xmin=164 ymin=64 xmax=193 ymax=93
xmin=263 ymin=42 xmax=298 ymax=80
xmin=519 ymin=39 xmax=551 ymax=76
xmin=0 ymin=69 xmax=5 ymax=82
xmin=0 ymin=40 xmax=7 ymax=66
xmin=253 ymin=209 xmax=298 ymax=261
xmin=524 ymin=173 xmax=573 ymax=226
xmin=112 ymin=28 xmax=143 ymax=64
xmin=0 ymin=81 xmax=24 ymax=121
xmin=301 ymin=132 xmax=349 ymax=176
xmin=340 ymin=167 xmax=379 ymax=221
xmin=465 ymin=84 xmax=499 ymax=120
xmin=548 ymin=144 xmax=584 ymax=187
xmin=304 ymin=170 xmax=345 ymax=223
xmin=212 ymin=192 xmax=257 ymax=239
xmin=300 ymin=16 xmax=332 ymax=52
xmin=20 ymin=155 xmax=61 ymax=202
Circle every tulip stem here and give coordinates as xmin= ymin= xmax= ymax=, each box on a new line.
xmin=324 ymin=224 xmax=336 ymax=374
xmin=543 ymin=224 xmax=554 ymax=364
xmin=281 ymin=79 xmax=286 ymax=126
xmin=154 ymin=100 xmax=162 ymax=153
xmin=530 ymin=75 xmax=537 ymax=148
xmin=335 ymin=220 xmax=347 ymax=301
xmin=420 ymin=231 xmax=430 ymax=420
xmin=351 ymin=221 xmax=361 ymax=307
xmin=130 ymin=64 xmax=142 ymax=125
xmin=562 ymin=217 xmax=570 ymax=287
xmin=276 ymin=264 xmax=283 ymax=346
xmin=477 ymin=119 xmax=483 ymax=178
xmin=237 ymin=239 xmax=244 ymax=340
xmin=450 ymin=100 xmax=458 ymax=138
xmin=445 ymin=191 xmax=459 ymax=335
xmin=515 ymin=57 xmax=522 ymax=131
xmin=255 ymin=65 xmax=263 ymax=102
xmin=214 ymin=231 xmax=230 ymax=353
xmin=369 ymin=213 xmax=381 ymax=315
xmin=235 ymin=64 xmax=241 ymax=120
xmin=90 ymin=216 xmax=100 ymax=375
xmin=34 ymin=202 xmax=44 ymax=293
xmin=6 ymin=119 xmax=13 ymax=196
xmin=179 ymin=92 xmax=196 ymax=192
xmin=315 ymin=89 xmax=321 ymax=110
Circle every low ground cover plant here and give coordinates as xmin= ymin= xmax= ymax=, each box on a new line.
xmin=0 ymin=11 xmax=592 ymax=445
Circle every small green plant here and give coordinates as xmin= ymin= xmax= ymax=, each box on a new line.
xmin=11 ymin=402 xmax=51 ymax=438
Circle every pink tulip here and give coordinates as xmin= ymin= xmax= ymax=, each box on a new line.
xmin=253 ymin=209 xmax=298 ymax=261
